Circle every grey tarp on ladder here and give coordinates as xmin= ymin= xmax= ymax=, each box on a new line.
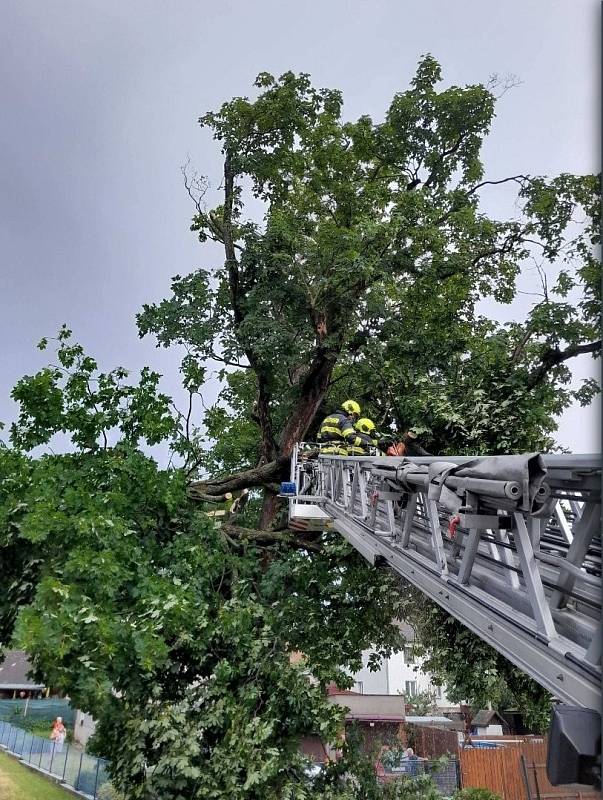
xmin=374 ymin=453 xmax=548 ymax=514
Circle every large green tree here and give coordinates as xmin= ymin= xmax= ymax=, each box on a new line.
xmin=1 ymin=57 xmax=600 ymax=796
xmin=138 ymin=56 xmax=599 ymax=524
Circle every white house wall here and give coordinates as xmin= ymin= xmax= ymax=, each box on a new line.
xmin=348 ymin=651 xmax=390 ymax=694
xmin=74 ymin=710 xmax=97 ymax=747
xmin=349 ymin=649 xmax=458 ymax=710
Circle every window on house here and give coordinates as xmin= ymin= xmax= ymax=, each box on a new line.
xmin=403 ymin=646 xmax=415 ymax=664
xmin=405 ymin=681 xmax=417 ymax=697
xmin=353 ymin=681 xmax=363 ymax=694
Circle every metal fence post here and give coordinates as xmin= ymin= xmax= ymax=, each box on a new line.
xmin=38 ymin=736 xmax=44 ymax=768
xmin=62 ymin=743 xmax=69 ymax=780
xmin=28 ymin=731 xmax=34 ymax=762
xmin=75 ymin=751 xmax=84 ymax=790
xmin=49 ymin=740 xmax=56 ymax=774
xmin=93 ymin=757 xmax=101 ymax=799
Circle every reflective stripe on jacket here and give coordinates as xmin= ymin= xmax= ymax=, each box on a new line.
xmin=317 ymin=411 xmax=358 ymax=446
xmin=319 ymin=444 xmax=349 ymax=455
xmin=347 ymin=430 xmax=375 ymax=455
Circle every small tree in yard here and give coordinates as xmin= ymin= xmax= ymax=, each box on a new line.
xmin=0 ymin=58 xmax=599 ymax=797
xmin=405 ymin=690 xmax=438 ymax=717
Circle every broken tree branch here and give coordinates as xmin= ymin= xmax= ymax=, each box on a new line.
xmin=222 ymin=523 xmax=323 ymax=552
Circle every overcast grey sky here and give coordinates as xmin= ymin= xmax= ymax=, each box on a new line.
xmin=1 ymin=0 xmax=600 ymax=454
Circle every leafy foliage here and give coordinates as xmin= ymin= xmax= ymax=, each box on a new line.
xmin=1 ymin=334 xmax=407 ymax=798
xmin=453 ymin=789 xmax=502 ymax=800
xmin=404 ymin=690 xmax=438 ymax=717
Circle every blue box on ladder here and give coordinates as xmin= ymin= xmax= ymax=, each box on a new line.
xmin=280 ymin=481 xmax=297 ymax=496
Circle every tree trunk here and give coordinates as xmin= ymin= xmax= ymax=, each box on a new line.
xmin=259 ymin=352 xmax=338 ymax=528
xmin=278 ymin=352 xmax=338 ymax=451
xmin=258 ymin=490 xmax=283 ymax=530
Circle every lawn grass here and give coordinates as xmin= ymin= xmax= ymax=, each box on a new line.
xmin=0 ymin=750 xmax=73 ymax=799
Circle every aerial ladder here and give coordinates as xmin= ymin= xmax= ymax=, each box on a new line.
xmin=283 ymin=446 xmax=601 ymax=787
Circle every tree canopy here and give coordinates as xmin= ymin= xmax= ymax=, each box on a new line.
xmin=138 ymin=56 xmax=599 ymax=519
xmin=0 ymin=57 xmax=600 ymax=798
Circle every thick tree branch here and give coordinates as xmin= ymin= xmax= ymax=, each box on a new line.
xmin=187 ymin=488 xmax=231 ymax=503
xmin=256 ymin=344 xmax=341 ymax=529
xmin=510 ymin=328 xmax=534 ymax=364
xmin=221 ymin=523 xmax=323 ymax=552
xmin=223 ymin=154 xmax=245 ymax=328
xmin=189 ymin=455 xmax=290 ymax=499
xmin=277 ymin=349 xmax=340 ymax=453
xmin=526 ymin=340 xmax=601 ymax=390
xmin=222 ymin=153 xmax=277 ymax=462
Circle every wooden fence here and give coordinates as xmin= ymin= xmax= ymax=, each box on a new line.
xmin=407 ymin=724 xmax=460 ymax=759
xmin=459 ymin=737 xmax=600 ymax=800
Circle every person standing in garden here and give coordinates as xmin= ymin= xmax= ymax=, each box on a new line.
xmin=50 ymin=716 xmax=66 ymax=752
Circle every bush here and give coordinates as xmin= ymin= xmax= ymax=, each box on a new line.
xmin=384 ymin=774 xmax=443 ymax=800
xmin=97 ymin=784 xmax=125 ymax=800
xmin=453 ymin=789 xmax=502 ymax=800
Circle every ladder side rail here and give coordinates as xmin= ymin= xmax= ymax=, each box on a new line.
xmin=326 ymin=501 xmax=600 ymax=710
xmin=308 ymin=453 xmax=601 ymax=707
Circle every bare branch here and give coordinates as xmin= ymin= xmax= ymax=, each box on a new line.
xmin=434 ymin=175 xmax=531 ymax=227
xmin=462 ymin=175 xmax=530 ymax=203
xmin=182 ymin=158 xmax=210 ymax=215
xmin=486 ymin=72 xmax=524 ymax=99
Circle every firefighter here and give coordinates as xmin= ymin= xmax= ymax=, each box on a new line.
xmin=317 ymin=400 xmax=362 ymax=454
xmin=347 ymin=417 xmax=379 ymax=455
xmin=349 ymin=418 xmax=401 ymax=456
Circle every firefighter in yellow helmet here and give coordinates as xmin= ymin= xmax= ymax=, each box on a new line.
xmin=317 ymin=400 xmax=362 ymax=455
xmin=348 ymin=418 xmax=408 ymax=456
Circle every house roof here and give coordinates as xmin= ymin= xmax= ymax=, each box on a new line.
xmin=472 ymin=709 xmax=506 ymax=727
xmin=326 ymin=684 xmax=359 ymax=696
xmin=405 ymin=715 xmax=458 ymax=728
xmin=344 ymin=714 xmax=405 ymax=722
xmin=0 ymin=650 xmax=45 ymax=690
